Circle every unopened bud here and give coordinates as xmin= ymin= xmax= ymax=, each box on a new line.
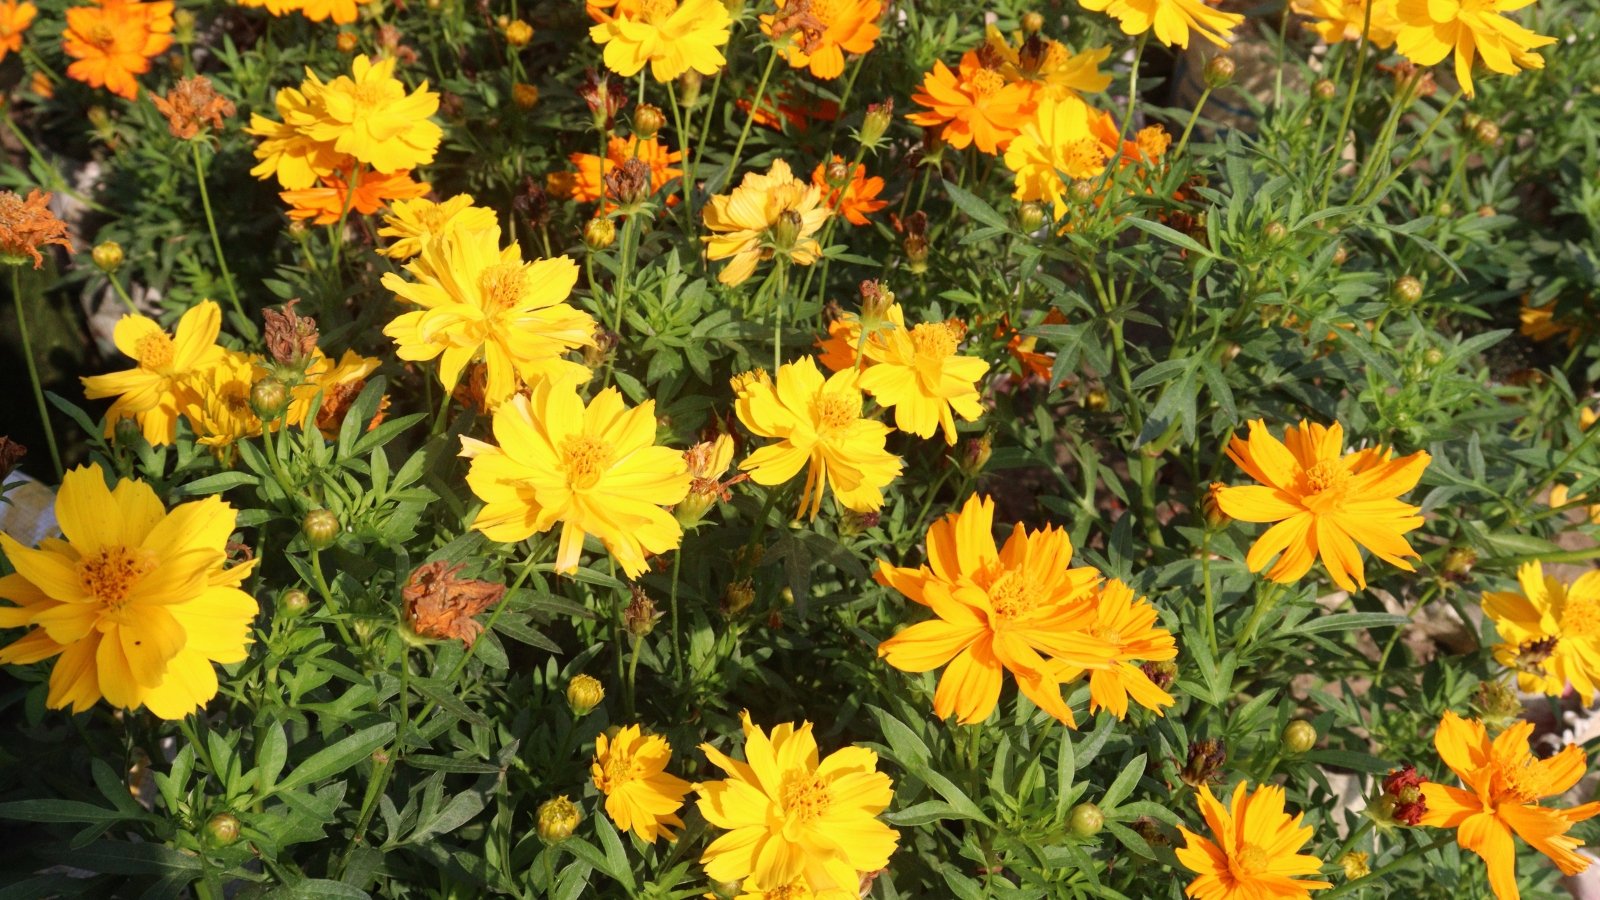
xmin=335 ymin=31 xmax=359 ymax=53
xmin=1313 ymin=79 xmax=1337 ymax=101
xmin=961 ymin=434 xmax=992 ymax=476
xmin=279 ymin=589 xmax=311 ymax=618
xmin=1202 ymin=482 xmax=1230 ymax=529
xmin=1021 ymin=10 xmax=1045 ymax=33
xmin=1180 ymin=738 xmax=1227 ymax=788
xmin=566 ymin=674 xmax=605 ymax=716
xmin=1441 ymin=546 xmax=1477 ymax=580
xmin=1423 ymin=347 xmax=1445 ymax=367
xmin=1477 ymin=204 xmax=1495 ymax=218
xmin=174 ymin=9 xmax=196 ymax=44
xmin=858 ymin=99 xmax=893 ymax=148
xmin=301 ymin=509 xmax=341 ymax=549
xmin=837 ymin=508 xmax=880 ymax=537
xmin=249 ymin=377 xmax=289 ymax=421
xmin=512 ymin=83 xmax=539 ymax=110
xmin=772 ymin=209 xmax=804 ymax=253
xmin=903 ymin=233 xmax=929 ymax=274
xmin=1018 ymin=201 xmax=1046 ymax=232
xmin=1203 ymin=56 xmax=1235 ymax=89
xmin=623 ymin=586 xmax=662 ymax=638
xmin=537 ymin=796 xmax=580 ymax=843
xmin=723 ymin=579 xmax=755 ymax=617
xmin=1331 ymin=244 xmax=1348 ymax=266
xmin=1263 ymin=221 xmax=1288 ymax=244
xmin=92 ymin=240 xmax=124 ymax=273
xmin=1084 ymin=387 xmax=1110 ymax=412
xmin=503 ymin=20 xmax=533 ymax=47
xmin=1393 ymin=275 xmax=1423 ymax=306
xmin=677 ymin=70 xmax=703 ymax=107
xmin=1281 ymin=719 xmax=1317 ymax=754
xmin=1473 ymin=119 xmax=1500 ymax=146
xmin=584 ymin=217 xmax=617 ymax=250
xmin=1070 ymin=180 xmax=1097 ymax=203
xmin=1068 ymin=802 xmax=1104 ymax=837
xmin=826 ymin=160 xmax=851 ymax=187
xmin=634 ymin=103 xmax=666 ymax=140
xmin=205 ymin=812 xmax=240 ymax=846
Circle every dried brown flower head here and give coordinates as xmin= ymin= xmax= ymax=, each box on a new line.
xmin=767 ymin=0 xmax=825 ymax=53
xmin=578 ymin=68 xmax=630 ymax=130
xmin=403 ymin=561 xmax=507 ymax=646
xmin=314 ymin=379 xmax=389 ymax=437
xmin=1380 ymin=763 xmax=1428 ymax=826
xmin=151 ymin=76 xmax=235 ymax=140
xmin=0 ymin=189 xmax=73 ymax=269
xmin=1178 ymin=737 xmax=1227 ymax=788
xmin=603 ymin=158 xmax=653 ymax=208
xmin=513 ymin=176 xmax=551 ymax=229
xmin=263 ymin=299 xmax=320 ymax=366
xmin=0 ymin=437 xmax=26 ymax=481
xmin=623 ymin=585 xmax=663 ymax=638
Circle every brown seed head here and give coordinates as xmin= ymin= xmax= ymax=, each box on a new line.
xmin=0 ymin=189 xmax=73 ymax=269
xmin=152 ymin=76 xmax=235 ymax=140
xmin=403 ymin=560 xmax=508 ymax=646
xmin=263 ymin=299 xmax=320 ymax=367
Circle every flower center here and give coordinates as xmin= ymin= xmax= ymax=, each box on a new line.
xmin=1490 ymin=758 xmax=1543 ymax=804
xmin=79 ymin=546 xmax=155 ymax=610
xmin=812 ymin=392 xmax=859 ymax=433
xmin=478 ymin=262 xmax=527 ymax=314
xmin=970 ymin=67 xmax=1007 ymax=100
xmin=1302 ymin=459 xmax=1351 ymax=497
xmin=136 ymin=332 xmax=177 ymax=370
xmin=351 ymin=80 xmax=390 ymax=109
xmin=600 ymin=748 xmax=640 ymax=787
xmin=1093 ymin=626 xmax=1124 ymax=647
xmin=1560 ymin=593 xmax=1600 ymax=640
xmin=780 ymin=772 xmax=831 ymax=825
xmin=909 ymin=322 xmax=960 ymax=360
xmin=1064 ymin=138 xmax=1109 ymax=179
xmin=808 ymin=0 xmax=844 ymax=25
xmin=87 ymin=23 xmax=116 ymax=48
xmin=1232 ymin=843 xmax=1271 ymax=876
xmin=988 ymin=572 xmax=1042 ymax=620
xmin=639 ymin=0 xmax=677 ymax=21
xmin=561 ymin=434 xmax=613 ymax=490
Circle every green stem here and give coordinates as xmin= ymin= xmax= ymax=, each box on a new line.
xmin=1202 ymin=527 xmax=1218 ymax=657
xmin=666 ymin=79 xmax=696 ymax=234
xmin=1237 ymin=582 xmax=1283 ymax=649
xmin=191 ymin=142 xmax=244 ymax=322
xmin=1322 ymin=835 xmax=1453 ymax=898
xmin=772 ymin=259 xmax=789 ymax=373
xmin=726 ymin=46 xmax=780 ymax=182
xmin=625 ymin=635 xmax=641 ymax=718
xmin=1319 ymin=1 xmax=1373 ymax=207
xmin=1173 ymin=86 xmax=1215 ymax=159
xmin=10 ymin=267 xmax=63 ymax=480
xmin=105 ymin=272 xmax=139 ymax=315
xmin=1358 ymin=92 xmax=1465 ymax=206
xmin=668 ymin=550 xmax=684 ymax=682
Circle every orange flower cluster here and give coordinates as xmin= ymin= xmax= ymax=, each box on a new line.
xmin=547 ymin=136 xmax=683 ymax=209
xmin=811 ymin=156 xmax=886 ymax=226
xmin=238 ymin=0 xmax=373 ymax=25
xmin=61 ymin=0 xmax=174 ymax=100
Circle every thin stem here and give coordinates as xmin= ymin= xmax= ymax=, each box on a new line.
xmin=668 ymin=550 xmax=684 ymax=682
xmin=11 ymin=267 xmax=62 ymax=480
xmin=666 ymin=80 xmax=696 ymax=233
xmin=726 ymin=46 xmax=780 ymax=181
xmin=105 ymin=272 xmax=139 ymax=315
xmin=1202 ymin=527 xmax=1218 ymax=657
xmin=1322 ymin=835 xmax=1453 ymax=898
xmin=772 ymin=259 xmax=788 ymax=373
xmin=191 ymin=142 xmax=244 ymax=322
xmin=1358 ymin=92 xmax=1465 ymax=206
xmin=1174 ymin=86 xmax=1215 ymax=159
xmin=1319 ymin=1 xmax=1373 ymax=207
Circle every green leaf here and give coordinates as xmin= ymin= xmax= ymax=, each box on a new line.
xmin=1127 ymin=217 xmax=1217 ymax=259
xmin=0 ymin=799 xmax=149 ymax=825
xmin=176 ymin=471 xmax=259 ymax=496
xmin=52 ymin=840 xmax=202 ymax=878
xmin=271 ymin=723 xmax=395 ymax=795
xmin=915 ymin=767 xmax=993 ymax=826
xmin=1099 ymin=753 xmax=1148 ymax=810
xmin=1298 ymin=613 xmax=1410 ymax=634
xmin=942 ymin=178 xmax=1011 ymax=232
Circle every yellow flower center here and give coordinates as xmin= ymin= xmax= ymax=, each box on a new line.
xmin=414 ymin=206 xmax=450 ymax=232
xmin=1490 ymin=757 xmax=1543 ymax=804
xmin=762 ymin=887 xmax=807 ymax=900
xmin=639 ymin=0 xmax=677 ymax=21
xmin=1232 ymin=843 xmax=1271 ymax=876
xmin=478 ymin=262 xmax=527 ymax=314
xmin=222 ymin=382 xmax=251 ymax=416
xmin=988 ymin=572 xmax=1043 ymax=620
xmin=1301 ymin=459 xmax=1352 ymax=508
xmin=1092 ymin=625 xmax=1123 ymax=647
xmin=600 ymin=747 xmax=640 ymax=788
xmin=562 ymin=434 xmax=613 ymax=490
xmin=780 ymin=772 xmax=831 ymax=825
xmin=1559 ymin=593 xmax=1600 ymax=640
xmin=87 ymin=23 xmax=116 ymax=48
xmin=78 ymin=546 xmax=155 ymax=610
xmin=909 ymin=322 xmax=959 ymax=360
xmin=351 ymin=79 xmax=391 ymax=110
xmin=970 ymin=68 xmax=1007 ymax=100
xmin=136 ymin=332 xmax=177 ymax=370
xmin=808 ymin=0 xmax=844 ymax=25
xmin=1038 ymin=41 xmax=1068 ymax=73
xmin=1064 ymin=138 xmax=1109 ymax=179
xmin=812 ymin=392 xmax=860 ymax=433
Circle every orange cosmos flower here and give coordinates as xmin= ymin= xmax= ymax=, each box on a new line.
xmin=279 ymin=167 xmax=431 ymax=225
xmin=0 ymin=0 xmax=38 ymax=64
xmin=1419 ymin=711 xmax=1600 ymax=900
xmin=62 ymin=0 xmax=174 ymax=100
xmin=811 ymin=156 xmax=886 ymax=226
xmin=983 ymin=25 xmax=1112 ymax=102
xmin=996 ymin=309 xmax=1067 ymax=383
xmin=876 ymin=494 xmax=1113 ymax=726
xmin=546 ymin=136 xmax=683 ymax=207
xmin=907 ymin=50 xmax=1034 ymax=154
xmin=1176 ymin=782 xmax=1332 ymax=900
xmin=1214 ymin=419 xmax=1430 ymax=592
xmin=761 ymin=0 xmax=881 ymax=80
xmin=1050 ymin=578 xmax=1177 ymax=719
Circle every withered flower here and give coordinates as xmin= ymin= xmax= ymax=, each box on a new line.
xmin=623 ymin=585 xmax=663 ymax=638
xmin=0 ymin=189 xmax=73 ymax=269
xmin=263 ymin=299 xmax=320 ymax=367
xmin=1141 ymin=660 xmax=1177 ymax=691
xmin=578 ymin=68 xmax=630 ymax=130
xmin=603 ymin=158 xmax=653 ymax=210
xmin=767 ymin=0 xmax=825 ymax=53
xmin=403 ymin=561 xmax=507 ymax=646
xmin=376 ymin=23 xmax=419 ymax=66
xmin=150 ymin=76 xmax=235 ymax=140
xmin=513 ymin=176 xmax=551 ymax=229
xmin=1378 ymin=763 xmax=1428 ymax=826
xmin=1179 ymin=738 xmax=1227 ymax=789
xmin=0 ymin=436 xmax=26 ymax=481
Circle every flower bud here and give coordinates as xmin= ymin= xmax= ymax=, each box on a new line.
xmin=92 ymin=240 xmax=124 ymax=273
xmin=174 ymin=9 xmax=197 ymax=44
xmin=1281 ymin=719 xmax=1317 ymax=754
xmin=1021 ymin=10 xmax=1045 ymax=33
xmin=1378 ymin=764 xmax=1428 ymax=826
xmin=1423 ymin=347 xmax=1445 ymax=367
xmin=723 ymin=579 xmax=755 ymax=617
xmin=1179 ymin=738 xmax=1226 ymax=788
xmin=1441 ymin=545 xmax=1477 ymax=580
xmin=634 ymin=103 xmax=666 ymax=140
xmin=1313 ymin=79 xmax=1337 ymax=101
xmin=503 ymin=20 xmax=533 ymax=47
xmin=584 ymin=217 xmax=617 ymax=250
xmin=858 ymin=99 xmax=893 ymax=148
xmin=961 ymin=434 xmax=992 ymax=476
xmin=1203 ymin=56 xmax=1235 ymax=89
xmin=1331 ymin=244 xmax=1348 ymax=266
xmin=1477 ymin=204 xmax=1495 ymax=218
xmin=1475 ymin=679 xmax=1523 ymax=728
xmin=279 ymin=589 xmax=311 ymax=618
xmin=302 ymin=509 xmax=341 ymax=549
xmin=772 ymin=209 xmax=804 ymax=254
xmin=1338 ymin=851 xmax=1371 ymax=880
xmin=1069 ymin=180 xmax=1097 ymax=203
xmin=677 ymin=70 xmax=703 ymax=107
xmin=624 ymin=586 xmax=662 ymax=638
xmin=336 ymin=31 xmax=359 ymax=53
xmin=250 ymin=377 xmax=289 ymax=421
xmin=1263 ymin=221 xmax=1288 ymax=244
xmin=512 ymin=83 xmax=539 ymax=110
xmin=1068 ymin=802 xmax=1104 ymax=837
xmin=566 ymin=674 xmax=605 ymax=716
xmin=1472 ymin=119 xmax=1500 ymax=146
xmin=903 ymin=233 xmax=929 ymax=274
xmin=1018 ymin=201 xmax=1047 ymax=232
xmin=1392 ymin=275 xmax=1423 ymax=306
xmin=837 ymin=508 xmax=880 ymax=537
xmin=205 ymin=812 xmax=240 ymax=846
xmin=825 ymin=159 xmax=851 ymax=188
xmin=1084 ymin=387 xmax=1109 ymax=412
xmin=537 ymin=796 xmax=580 ymax=843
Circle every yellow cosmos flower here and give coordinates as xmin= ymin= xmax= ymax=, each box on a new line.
xmin=1077 ymin=0 xmax=1245 ymax=48
xmin=1175 ymin=781 xmax=1332 ymax=900
xmin=761 ymin=0 xmax=881 ymax=80
xmin=377 ymin=194 xmax=499 ymax=260
xmin=459 ymin=377 xmax=690 ymax=579
xmin=591 ymin=725 xmax=692 ymax=843
xmin=695 ymin=712 xmax=899 ymax=893
xmin=244 ymin=84 xmax=344 ymax=190
xmin=1394 ymin=0 xmax=1554 ymax=98
xmin=857 ymin=318 xmax=989 ymax=446
xmin=80 ymin=300 xmax=227 ymax=446
xmin=0 ymin=464 xmax=258 ymax=719
xmin=300 ymin=54 xmax=442 ymax=174
xmin=1292 ymin=0 xmax=1401 ymax=46
xmin=1051 ymin=578 xmax=1178 ymax=720
xmin=702 ymin=159 xmax=830 ymax=286
xmin=1214 ymin=419 xmax=1430 ymax=592
xmin=182 ymin=349 xmax=266 ymax=456
xmin=1419 ymin=711 xmax=1600 ymax=900
xmin=1005 ymin=94 xmax=1121 ymax=220
xmin=589 ymin=0 xmax=731 ymax=82
xmin=731 ymin=883 xmax=855 ymax=900
xmin=382 ymin=227 xmax=595 ymax=408
xmin=983 ymin=25 xmax=1112 ymax=101
xmin=731 ymin=357 xmax=902 ymax=520
xmin=1484 ymin=562 xmax=1600 ymax=703
xmin=876 ymin=494 xmax=1114 ymax=726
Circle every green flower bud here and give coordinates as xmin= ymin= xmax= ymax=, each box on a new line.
xmin=206 ymin=812 xmax=241 ymax=846
xmin=1068 ymin=802 xmax=1105 ymax=837
xmin=1281 ymin=719 xmax=1317 ymax=754
xmin=302 ymin=509 xmax=341 ymax=549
